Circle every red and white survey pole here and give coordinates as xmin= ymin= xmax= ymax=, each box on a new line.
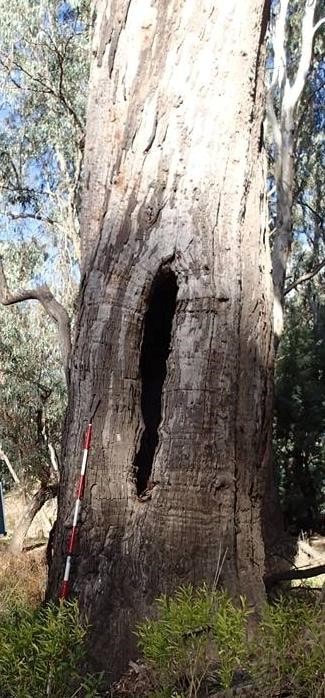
xmin=60 ymin=421 xmax=93 ymax=600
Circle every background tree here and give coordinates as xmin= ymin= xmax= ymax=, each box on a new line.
xmin=267 ymin=0 xmax=324 ymax=336
xmin=0 ymin=0 xmax=90 ymax=548
xmin=268 ymin=0 xmax=325 ymax=533
xmin=0 ymin=0 xmax=90 ymax=298
xmin=274 ymin=256 xmax=325 ymax=534
xmin=0 ymin=239 xmax=65 ymax=550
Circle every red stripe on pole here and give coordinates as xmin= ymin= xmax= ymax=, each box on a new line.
xmin=84 ymin=423 xmax=92 ymax=450
xmin=60 ymin=580 xmax=70 ymax=600
xmin=77 ymin=474 xmax=86 ymax=499
xmin=67 ymin=526 xmax=78 ymax=555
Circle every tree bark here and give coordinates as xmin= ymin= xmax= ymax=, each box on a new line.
xmin=49 ymin=0 xmax=275 ymax=681
xmin=9 ymin=484 xmax=58 ymax=554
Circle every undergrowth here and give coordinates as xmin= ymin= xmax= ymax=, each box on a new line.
xmin=135 ymin=584 xmax=325 ymax=698
xmin=0 ymin=548 xmax=102 ymax=698
xmin=0 ymin=550 xmax=323 ymax=697
xmin=0 ymin=600 xmax=102 ymax=698
xmin=0 ymin=547 xmax=46 ymax=611
xmin=251 ymin=595 xmax=325 ymax=697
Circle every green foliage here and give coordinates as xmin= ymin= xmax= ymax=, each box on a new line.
xmin=0 ymin=239 xmax=65 ymax=489
xmin=211 ymin=593 xmax=249 ymax=689
xmin=0 ymin=1 xmax=89 ymax=494
xmin=136 ymin=585 xmax=324 ymax=698
xmin=266 ymin=1 xmax=325 ymax=534
xmin=0 ymin=0 xmax=88 ymax=501
xmin=249 ymin=596 xmax=325 ymax=697
xmin=274 ymin=277 xmax=325 ymax=532
xmin=136 ymin=585 xmax=250 ymax=696
xmin=0 ymin=0 xmax=90 ymax=295
xmin=0 ymin=600 xmax=102 ymax=698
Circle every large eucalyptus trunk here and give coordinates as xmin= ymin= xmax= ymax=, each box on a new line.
xmin=49 ymin=0 xmax=275 ymax=681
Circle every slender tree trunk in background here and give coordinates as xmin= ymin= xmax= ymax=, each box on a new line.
xmin=9 ymin=484 xmax=57 ymax=554
xmin=268 ymin=0 xmax=323 ymax=339
xmin=49 ymin=0 xmax=276 ymax=681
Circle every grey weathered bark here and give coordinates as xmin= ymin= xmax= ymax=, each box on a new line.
xmin=9 ymin=483 xmax=58 ymax=554
xmin=49 ymin=0 xmax=275 ymax=682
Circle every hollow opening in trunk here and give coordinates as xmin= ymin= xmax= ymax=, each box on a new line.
xmin=134 ymin=266 xmax=178 ymax=496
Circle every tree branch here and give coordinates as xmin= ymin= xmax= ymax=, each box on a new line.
xmin=0 ymin=257 xmax=71 ymax=383
xmin=266 ymin=0 xmax=289 ymax=164
xmin=0 ymin=210 xmax=57 ymax=226
xmin=271 ymin=0 xmax=289 ymax=95
xmin=39 ymin=400 xmax=60 ymax=475
xmin=285 ymin=0 xmax=318 ymax=111
xmin=284 ymin=257 xmax=325 ymax=295
xmin=266 ymin=93 xmax=282 ymax=165
xmin=0 ymin=444 xmax=20 ymax=484
xmin=312 ymin=16 xmax=325 ymax=37
xmin=265 ymin=564 xmax=325 ymax=588
xmin=297 ymin=198 xmax=324 ymax=225
xmin=9 ymin=481 xmax=58 ymax=553
xmin=0 ymin=52 xmax=84 ymax=134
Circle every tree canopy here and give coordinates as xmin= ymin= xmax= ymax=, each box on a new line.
xmin=0 ymin=0 xmax=89 ymax=494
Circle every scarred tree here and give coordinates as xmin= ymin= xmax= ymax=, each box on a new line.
xmin=48 ymin=0 xmax=275 ymax=681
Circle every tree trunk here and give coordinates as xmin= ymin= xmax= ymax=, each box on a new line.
xmin=9 ymin=484 xmax=57 ymax=554
xmin=49 ymin=0 xmax=275 ymax=681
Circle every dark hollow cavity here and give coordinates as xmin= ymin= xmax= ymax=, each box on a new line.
xmin=134 ymin=267 xmax=178 ymax=495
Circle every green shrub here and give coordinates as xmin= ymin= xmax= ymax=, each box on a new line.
xmin=136 ymin=584 xmax=250 ymax=697
xmin=210 ymin=593 xmax=249 ymax=689
xmin=136 ymin=586 xmax=324 ymax=698
xmin=0 ymin=600 xmax=102 ymax=698
xmin=249 ymin=596 xmax=325 ymax=697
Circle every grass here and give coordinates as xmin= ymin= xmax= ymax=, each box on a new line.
xmin=134 ymin=585 xmax=325 ymax=698
xmin=0 ymin=545 xmax=46 ymax=611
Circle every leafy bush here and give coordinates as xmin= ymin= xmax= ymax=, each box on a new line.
xmin=0 ymin=599 xmax=102 ymax=698
xmin=136 ymin=584 xmax=250 ymax=697
xmin=249 ymin=596 xmax=325 ymax=697
xmin=135 ymin=585 xmax=324 ymax=698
